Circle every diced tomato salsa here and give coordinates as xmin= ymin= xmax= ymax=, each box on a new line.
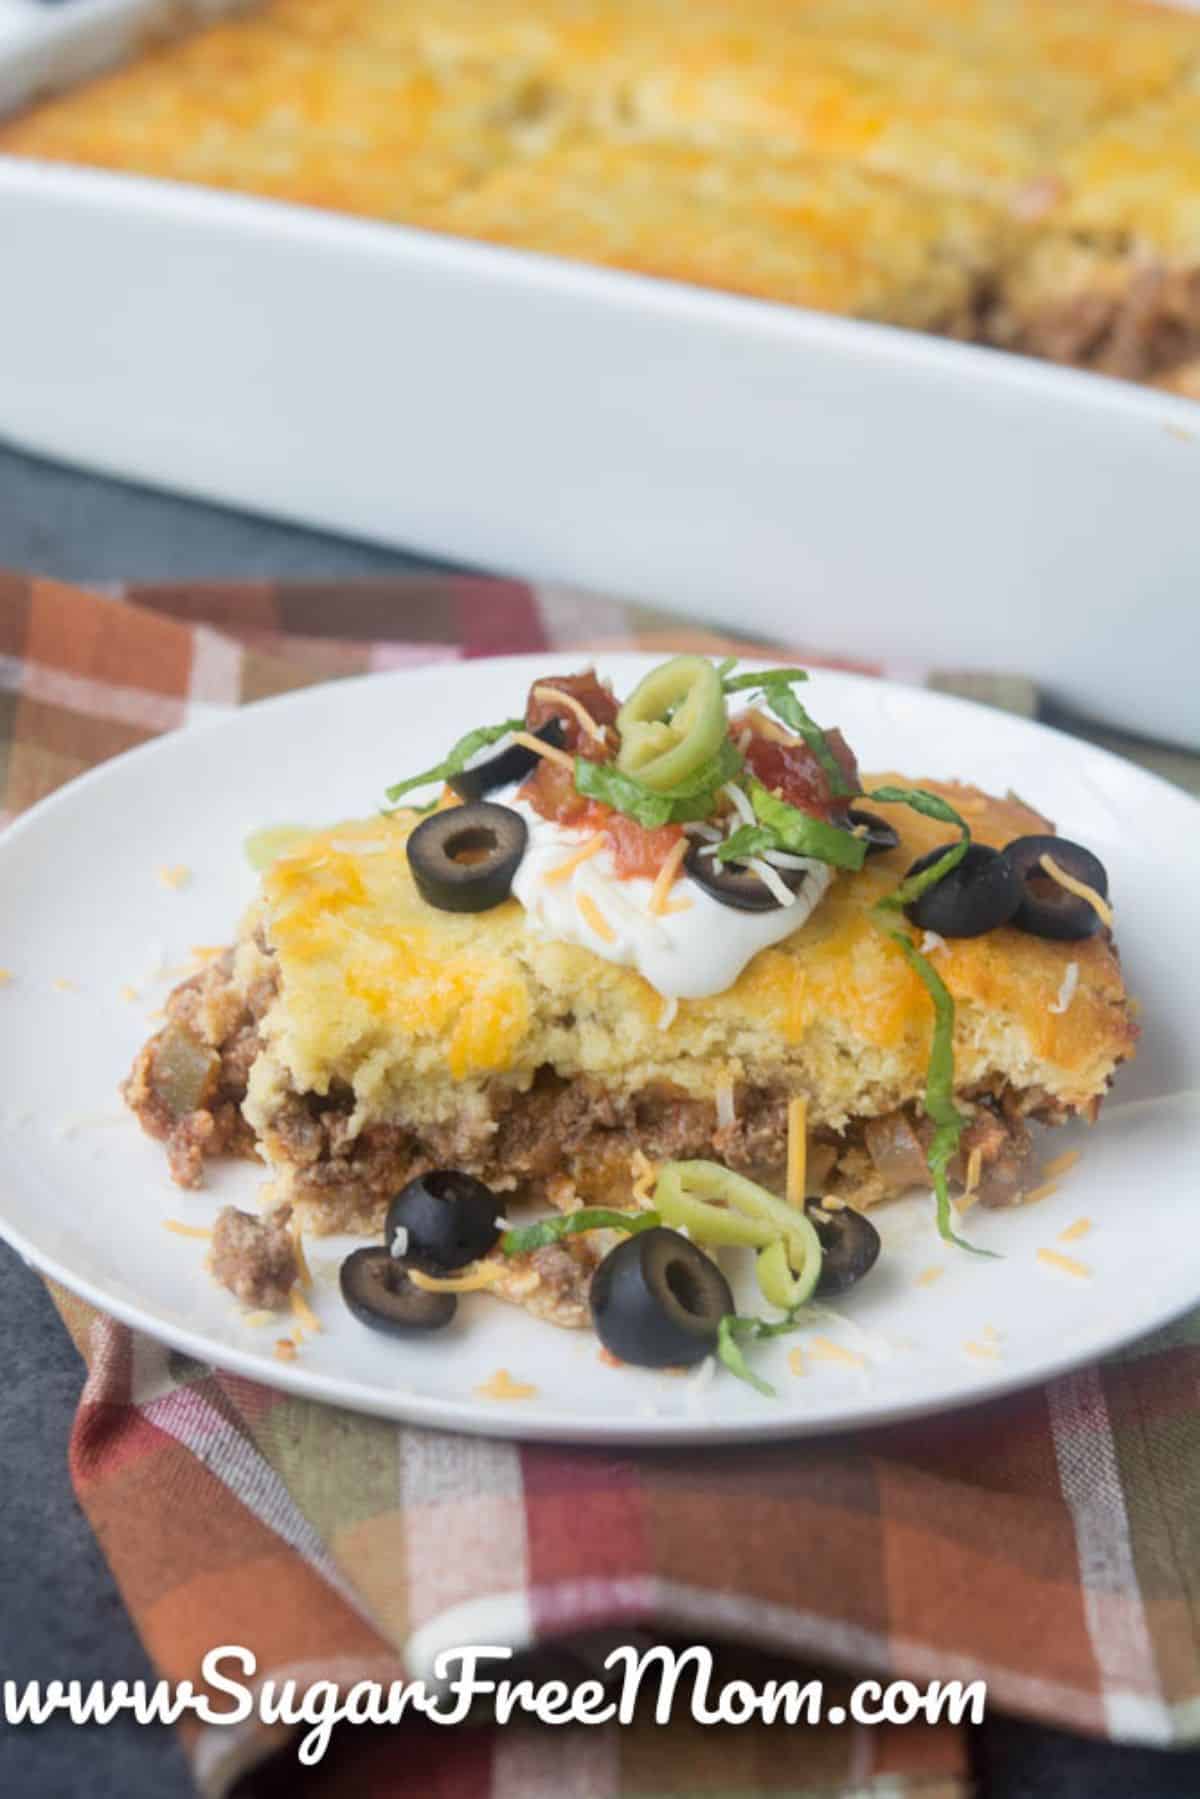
xmin=524 ymin=670 xmax=619 ymax=761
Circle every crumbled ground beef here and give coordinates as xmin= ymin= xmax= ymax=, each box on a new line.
xmin=209 ymin=1204 xmax=299 ymax=1310
xmin=127 ymin=958 xmax=1058 ymax=1224
xmin=123 ymin=952 xmax=268 ymax=1187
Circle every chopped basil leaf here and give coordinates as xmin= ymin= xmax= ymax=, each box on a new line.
xmin=500 ymin=1208 xmax=660 ymax=1256
xmin=574 ymin=738 xmax=742 ymax=828
xmin=714 ymin=782 xmax=866 ymax=871
xmin=384 ymin=717 xmax=524 ymax=810
xmin=867 ymin=786 xmax=970 ymax=910
xmin=887 ymin=931 xmax=997 ymax=1259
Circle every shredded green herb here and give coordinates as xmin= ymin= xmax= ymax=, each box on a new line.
xmin=500 ymin=1208 xmax=661 ymax=1256
xmin=574 ymin=738 xmax=743 ymax=828
xmin=716 ymin=1306 xmax=812 ymax=1398
xmin=887 ymin=931 xmax=996 ymax=1258
xmin=716 ymin=781 xmax=867 ymax=872
xmin=721 ymin=664 xmax=853 ymax=796
xmin=384 ymin=718 xmax=525 ymax=811
xmin=867 ymin=785 xmax=969 ymax=909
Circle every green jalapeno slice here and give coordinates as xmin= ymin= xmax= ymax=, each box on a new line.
xmin=616 ymin=656 xmax=727 ymax=793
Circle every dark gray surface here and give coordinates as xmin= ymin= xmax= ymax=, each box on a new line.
xmin=1 ymin=441 xmax=1197 ymax=1799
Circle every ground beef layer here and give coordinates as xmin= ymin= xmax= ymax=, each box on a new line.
xmin=125 ymin=950 xmax=1074 ymax=1240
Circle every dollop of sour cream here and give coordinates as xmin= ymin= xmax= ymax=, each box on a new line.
xmin=505 ymin=792 xmax=832 ymax=1001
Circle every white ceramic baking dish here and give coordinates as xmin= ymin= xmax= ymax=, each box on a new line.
xmin=0 ymin=78 xmax=1197 ymax=742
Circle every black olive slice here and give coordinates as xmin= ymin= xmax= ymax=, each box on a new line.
xmin=1001 ymin=834 xmax=1109 ymax=942
xmin=339 ymin=1246 xmax=457 ymax=1335
xmin=407 ymin=801 xmax=527 ymax=913
xmin=589 ymin=1227 xmax=734 ymax=1367
xmin=448 ymin=718 xmax=566 ymax=802
xmin=845 ymin=807 xmax=900 ymax=856
xmin=683 ymin=840 xmax=807 ymax=913
xmin=903 ymin=842 xmax=1021 ymax=938
xmin=385 ymin=1169 xmax=501 ymax=1272
xmin=807 ymin=1202 xmax=881 ymax=1296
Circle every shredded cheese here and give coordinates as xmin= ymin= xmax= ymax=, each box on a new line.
xmin=576 ymin=891 xmax=617 ymax=944
xmin=409 ymin=1262 xmax=501 ymax=1293
xmin=630 ymin=1149 xmax=658 ymax=1207
xmin=965 ymin=1147 xmax=983 ymax=1195
xmin=52 ymin=978 xmax=76 ymax=993
xmin=916 ymin=1265 xmax=945 ymax=1287
xmin=964 ymin=1340 xmax=1001 ymax=1361
xmin=532 ymin=685 xmax=607 ymax=743
xmin=982 ymin=1324 xmax=1003 ymax=1343
xmin=289 ymin=1215 xmax=312 ymax=1292
xmin=647 ymin=836 xmax=689 ymax=916
xmin=743 ymin=707 xmax=795 ymax=745
xmin=657 ymin=994 xmax=678 ymax=1031
xmin=1058 ymin=1217 xmax=1093 ymax=1244
xmin=1049 ymin=961 xmax=1080 ymax=1016
xmin=241 ymin=1310 xmax=273 ymax=1328
xmin=954 ymin=1189 xmax=979 ymax=1215
xmin=273 ymin=1338 xmax=298 ymax=1362
xmin=476 ymin=1368 xmax=537 ymax=1401
xmin=1037 ymin=1247 xmax=1091 ymax=1280
xmin=290 ymin=1287 xmax=322 ymax=1334
xmin=511 ymin=729 xmax=574 ymax=773
xmin=543 ymin=832 xmax=606 ymax=885
xmin=786 ymin=1096 xmax=808 ymax=1206
xmin=1039 ymin=854 xmax=1114 ymax=928
xmin=0 ymin=970 xmax=12 ymax=986
xmin=787 ymin=1346 xmax=807 ymax=1376
xmin=821 ymin=1195 xmax=847 ymax=1212
xmin=1043 ymin=1149 xmax=1081 ymax=1181
xmin=163 ymin=1219 xmax=212 ymax=1240
xmin=1022 ymin=1180 xmax=1060 ymax=1206
xmin=119 ymin=983 xmax=139 ymax=1003
xmin=157 ymin=864 xmax=191 ymax=890
xmin=747 ymin=857 xmax=797 ymax=908
xmin=714 ymin=1073 xmax=736 ymax=1130
xmin=808 ymin=1336 xmax=866 ymax=1369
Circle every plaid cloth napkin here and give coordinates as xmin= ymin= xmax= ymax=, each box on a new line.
xmin=3 ymin=570 xmax=1199 ymax=1799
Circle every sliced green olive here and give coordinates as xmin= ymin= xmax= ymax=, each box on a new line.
xmin=615 ymin=656 xmax=727 ymax=793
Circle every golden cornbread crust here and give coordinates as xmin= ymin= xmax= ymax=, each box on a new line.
xmin=124 ymin=777 xmax=1135 ymax=1261
xmin=6 ymin=0 xmax=1200 ymax=379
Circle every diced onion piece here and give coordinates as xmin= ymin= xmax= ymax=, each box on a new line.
xmin=786 ymin=1096 xmax=808 ymax=1207
xmin=1039 ymin=855 xmax=1114 ymax=928
xmin=543 ymin=833 xmax=606 ymax=886
xmin=532 ymin=684 xmax=608 ymax=743
xmin=647 ymin=837 xmax=689 ymax=916
xmin=511 ymin=730 xmax=575 ymax=773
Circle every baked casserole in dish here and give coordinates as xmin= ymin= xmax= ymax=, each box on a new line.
xmin=5 ymin=0 xmax=1200 ymax=385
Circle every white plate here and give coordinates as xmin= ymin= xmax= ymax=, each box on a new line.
xmin=0 ymin=159 xmax=1197 ymax=746
xmin=0 ymin=653 xmax=1196 ymax=1444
